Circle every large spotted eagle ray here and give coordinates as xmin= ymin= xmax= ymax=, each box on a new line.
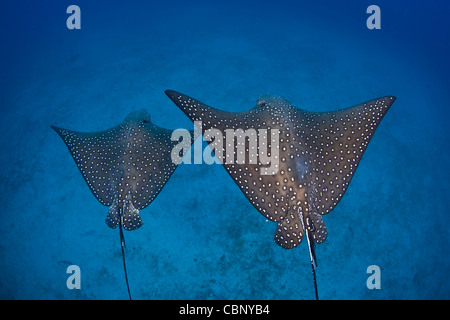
xmin=52 ymin=109 xmax=192 ymax=299
xmin=165 ymin=90 xmax=395 ymax=299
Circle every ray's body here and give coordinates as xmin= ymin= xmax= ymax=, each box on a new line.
xmin=166 ymin=90 xmax=395 ymax=299
xmin=52 ymin=109 xmax=190 ymax=299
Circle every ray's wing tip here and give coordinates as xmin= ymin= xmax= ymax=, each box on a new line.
xmin=50 ymin=125 xmax=64 ymax=136
xmin=386 ymin=95 xmax=397 ymax=103
xmin=381 ymin=95 xmax=397 ymax=106
xmin=165 ymin=89 xmax=182 ymax=100
xmin=165 ymin=90 xmax=189 ymax=107
xmin=364 ymin=95 xmax=396 ymax=112
xmin=382 ymin=96 xmax=397 ymax=111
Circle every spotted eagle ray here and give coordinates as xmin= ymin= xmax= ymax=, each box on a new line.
xmin=165 ymin=90 xmax=395 ymax=299
xmin=52 ymin=109 xmax=192 ymax=299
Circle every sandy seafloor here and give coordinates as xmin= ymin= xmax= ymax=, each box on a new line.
xmin=0 ymin=0 xmax=449 ymax=299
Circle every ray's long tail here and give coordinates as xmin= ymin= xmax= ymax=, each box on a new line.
xmin=306 ymin=230 xmax=319 ymax=300
xmin=300 ymin=206 xmax=319 ymax=300
xmin=119 ymin=214 xmax=132 ymax=300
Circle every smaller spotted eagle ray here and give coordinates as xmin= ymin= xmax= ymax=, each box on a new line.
xmin=165 ymin=90 xmax=395 ymax=299
xmin=52 ymin=109 xmax=192 ymax=299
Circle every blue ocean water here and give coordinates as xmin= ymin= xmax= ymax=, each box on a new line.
xmin=0 ymin=0 xmax=449 ymax=300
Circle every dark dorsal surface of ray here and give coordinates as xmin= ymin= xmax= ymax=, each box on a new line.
xmin=165 ymin=90 xmax=395 ymax=249
xmin=165 ymin=90 xmax=395 ymax=299
xmin=52 ymin=108 xmax=192 ymax=299
xmin=166 ymin=90 xmax=395 ymax=248
xmin=51 ymin=109 xmax=188 ymax=230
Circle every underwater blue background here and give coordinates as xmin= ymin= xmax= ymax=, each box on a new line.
xmin=0 ymin=0 xmax=449 ymax=299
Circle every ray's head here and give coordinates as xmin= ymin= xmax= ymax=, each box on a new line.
xmin=256 ymin=95 xmax=292 ymax=109
xmin=123 ymin=109 xmax=151 ymax=126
